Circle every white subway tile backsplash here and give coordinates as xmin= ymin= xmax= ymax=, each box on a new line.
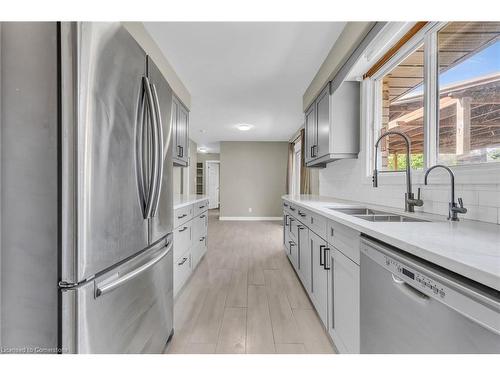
xmin=477 ymin=190 xmax=500 ymax=208
xmin=319 ymin=160 xmax=500 ymax=224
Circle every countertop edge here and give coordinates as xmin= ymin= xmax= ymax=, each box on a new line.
xmin=282 ymin=195 xmax=500 ymax=291
xmin=173 ymin=195 xmax=208 ymax=210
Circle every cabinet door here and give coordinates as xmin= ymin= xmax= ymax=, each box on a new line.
xmin=297 ymin=225 xmax=311 ymax=293
xmin=316 ymin=83 xmax=330 ymax=159
xmin=171 ymin=97 xmax=180 ymax=161
xmin=178 ymin=103 xmax=189 ymax=164
xmin=310 ymin=231 xmax=329 ymax=328
xmin=330 ymin=249 xmax=360 ymax=353
xmin=304 ymin=103 xmax=316 ymax=163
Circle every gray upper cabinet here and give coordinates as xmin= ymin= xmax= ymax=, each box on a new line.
xmin=304 ymin=81 xmax=360 ymax=167
xmin=304 ymin=102 xmax=316 ymax=164
xmin=172 ymin=96 xmax=189 ymax=166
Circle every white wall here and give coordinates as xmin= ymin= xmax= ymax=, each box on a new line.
xmin=319 ymin=87 xmax=500 ymax=225
xmin=123 ymin=22 xmax=191 ymax=109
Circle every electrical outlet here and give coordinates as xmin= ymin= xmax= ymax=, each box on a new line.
xmin=248 ymin=207 xmax=252 ymax=213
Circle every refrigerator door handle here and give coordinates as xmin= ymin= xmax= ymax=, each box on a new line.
xmin=143 ymin=77 xmax=158 ymax=219
xmin=136 ymin=77 xmax=148 ymax=218
xmin=94 ymin=240 xmax=172 ymax=298
xmin=150 ymin=83 xmax=164 ymax=218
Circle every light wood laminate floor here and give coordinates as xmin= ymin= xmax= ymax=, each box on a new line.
xmin=166 ymin=209 xmax=335 ymax=354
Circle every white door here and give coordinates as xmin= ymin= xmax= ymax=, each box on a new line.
xmin=207 ymin=162 xmax=220 ymax=209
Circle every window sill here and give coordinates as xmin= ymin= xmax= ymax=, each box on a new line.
xmin=362 ymin=163 xmax=500 ymax=186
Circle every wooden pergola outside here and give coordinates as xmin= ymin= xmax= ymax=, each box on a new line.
xmin=379 ymin=22 xmax=500 ymax=168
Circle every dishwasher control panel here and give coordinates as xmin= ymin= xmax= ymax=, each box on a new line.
xmin=384 ymin=256 xmax=446 ymax=298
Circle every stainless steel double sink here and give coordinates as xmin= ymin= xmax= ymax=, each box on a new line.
xmin=328 ymin=207 xmax=430 ymax=222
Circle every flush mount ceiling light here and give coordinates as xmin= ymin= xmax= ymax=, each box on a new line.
xmin=198 ymin=147 xmax=208 ymax=153
xmin=235 ymin=124 xmax=253 ymax=131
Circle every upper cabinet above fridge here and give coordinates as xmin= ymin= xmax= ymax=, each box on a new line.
xmin=171 ymin=95 xmax=190 ymax=167
xmin=304 ymin=81 xmax=360 ymax=167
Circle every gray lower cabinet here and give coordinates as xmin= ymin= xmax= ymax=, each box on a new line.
xmin=329 ymin=249 xmax=360 ymax=353
xmin=304 ymin=81 xmax=360 ymax=168
xmin=297 ymin=224 xmax=311 ymax=292
xmin=172 ymin=96 xmax=189 ymax=167
xmin=310 ymin=230 xmax=330 ymax=329
xmin=283 ymin=199 xmax=361 ymax=353
xmin=173 ymin=200 xmax=208 ymax=296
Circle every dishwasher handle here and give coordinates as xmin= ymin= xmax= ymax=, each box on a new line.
xmin=392 ymin=274 xmax=429 ymax=304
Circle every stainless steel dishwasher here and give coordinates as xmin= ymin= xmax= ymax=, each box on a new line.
xmin=360 ymin=237 xmax=500 ymax=353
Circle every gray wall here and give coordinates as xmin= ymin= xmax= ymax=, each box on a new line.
xmin=1 ymin=23 xmax=59 ymax=349
xmin=197 ymin=153 xmax=220 ymax=195
xmin=220 ymin=142 xmax=288 ymax=218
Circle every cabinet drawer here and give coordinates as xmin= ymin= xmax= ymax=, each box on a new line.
xmin=289 ymin=216 xmax=299 ymax=241
xmin=328 ymin=220 xmax=360 ymax=265
xmin=308 ymin=210 xmax=327 ymax=240
xmin=192 ymin=212 xmax=208 ymax=241
xmin=174 ymin=251 xmax=191 ymax=297
xmin=194 ymin=199 xmax=209 ymax=216
xmin=174 ymin=204 xmax=193 ymax=228
xmin=296 ymin=207 xmax=309 ymax=224
xmin=173 ymin=221 xmax=192 ymax=260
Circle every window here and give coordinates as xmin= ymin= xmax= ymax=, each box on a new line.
xmin=437 ymin=22 xmax=500 ymax=165
xmin=378 ymin=44 xmax=425 ymax=171
xmin=369 ymin=22 xmax=500 ymax=175
xmin=291 ymin=141 xmax=301 ymax=195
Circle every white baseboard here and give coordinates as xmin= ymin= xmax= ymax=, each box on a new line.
xmin=219 ymin=216 xmax=282 ymax=221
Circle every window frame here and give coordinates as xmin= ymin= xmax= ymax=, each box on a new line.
xmin=364 ymin=22 xmax=500 ymax=186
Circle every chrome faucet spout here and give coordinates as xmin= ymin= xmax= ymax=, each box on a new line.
xmin=373 ymin=131 xmax=422 ymax=212
xmin=424 ymin=164 xmax=466 ymax=221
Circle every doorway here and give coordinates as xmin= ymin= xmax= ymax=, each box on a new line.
xmin=206 ymin=160 xmax=220 ymax=209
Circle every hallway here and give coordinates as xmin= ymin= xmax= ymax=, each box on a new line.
xmin=166 ymin=210 xmax=335 ymax=354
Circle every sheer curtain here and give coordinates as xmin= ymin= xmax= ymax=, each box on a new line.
xmin=299 ymin=129 xmax=311 ymax=194
xmin=286 ymin=128 xmax=312 ymax=195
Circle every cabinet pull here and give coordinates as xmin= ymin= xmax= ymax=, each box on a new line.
xmin=330 ymin=227 xmax=334 ymax=237
xmin=284 ymin=203 xmax=288 ymax=207
xmin=298 ymin=211 xmax=306 ymax=217
xmin=179 ymin=226 xmax=188 ymax=232
xmin=323 ymin=247 xmax=331 ymax=270
xmin=289 ymin=241 xmax=295 ymax=246
xmin=319 ymin=245 xmax=325 ymax=266
xmin=298 ymin=226 xmax=305 ymax=230
xmin=200 ymin=214 xmax=206 ymax=218
xmin=290 ymin=207 xmax=296 ymax=212
xmin=177 ymin=213 xmax=187 ymax=219
xmin=177 ymin=257 xmax=188 ymax=266
xmin=199 ymin=236 xmax=206 ymax=242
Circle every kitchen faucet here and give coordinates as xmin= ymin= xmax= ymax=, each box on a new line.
xmin=373 ymin=131 xmax=423 ymax=212
xmin=424 ymin=164 xmax=467 ymax=221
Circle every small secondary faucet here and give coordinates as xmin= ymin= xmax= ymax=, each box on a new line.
xmin=424 ymin=164 xmax=467 ymax=221
xmin=373 ymin=131 xmax=423 ymax=212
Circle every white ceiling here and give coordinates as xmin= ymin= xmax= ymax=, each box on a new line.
xmin=144 ymin=22 xmax=346 ymax=153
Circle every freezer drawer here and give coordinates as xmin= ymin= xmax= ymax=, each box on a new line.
xmin=62 ymin=237 xmax=173 ymax=353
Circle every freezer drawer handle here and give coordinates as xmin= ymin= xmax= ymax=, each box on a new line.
xmin=94 ymin=241 xmax=172 ymax=298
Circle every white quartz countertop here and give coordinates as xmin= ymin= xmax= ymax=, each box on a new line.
xmin=282 ymin=194 xmax=500 ymax=291
xmin=173 ymin=194 xmax=208 ymax=209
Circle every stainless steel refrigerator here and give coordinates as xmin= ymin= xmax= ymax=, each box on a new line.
xmin=0 ymin=22 xmax=174 ymax=353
